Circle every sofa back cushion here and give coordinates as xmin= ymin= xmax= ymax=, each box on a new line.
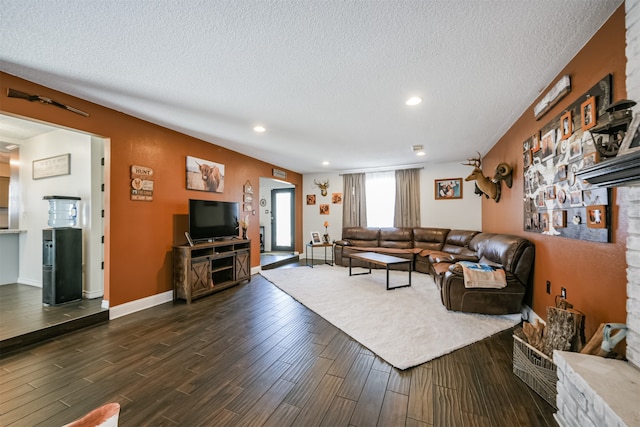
xmin=476 ymin=233 xmax=535 ymax=285
xmin=413 ymin=228 xmax=449 ymax=250
xmin=379 ymin=227 xmax=414 ymax=249
xmin=342 ymin=227 xmax=380 ymax=247
xmin=442 ymin=230 xmax=479 ymax=255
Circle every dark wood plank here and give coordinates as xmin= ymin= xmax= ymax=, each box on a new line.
xmin=377 ymin=390 xmax=409 ymax=427
xmin=349 ymin=367 xmax=390 ymax=426
xmin=407 ymin=365 xmax=434 ymax=425
xmin=319 ymin=396 xmax=356 ymax=427
xmin=0 ymin=272 xmax=558 ymax=427
xmin=287 ymin=374 xmax=343 ymax=426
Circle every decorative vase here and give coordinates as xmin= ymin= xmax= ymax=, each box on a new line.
xmin=323 ymin=233 xmax=330 ymax=244
xmin=242 ymin=228 xmax=247 ymax=239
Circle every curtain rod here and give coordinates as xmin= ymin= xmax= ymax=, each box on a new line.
xmin=338 ymin=165 xmax=424 ymax=176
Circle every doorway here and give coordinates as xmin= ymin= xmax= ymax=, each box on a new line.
xmin=258 ymin=178 xmax=297 ymax=269
xmin=0 ymin=113 xmax=108 ymax=349
xmin=271 ymin=187 xmax=295 ymax=252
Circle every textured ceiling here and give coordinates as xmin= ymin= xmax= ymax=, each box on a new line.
xmin=0 ymin=0 xmax=623 ymax=173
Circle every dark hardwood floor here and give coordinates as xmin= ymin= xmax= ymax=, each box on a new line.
xmin=0 ymin=270 xmax=557 ymax=426
xmin=0 ymin=284 xmax=108 ymax=355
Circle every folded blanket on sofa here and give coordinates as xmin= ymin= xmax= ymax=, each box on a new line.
xmin=458 ymin=261 xmax=506 ymax=289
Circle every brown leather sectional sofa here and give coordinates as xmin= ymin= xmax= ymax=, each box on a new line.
xmin=334 ymin=227 xmax=535 ymax=315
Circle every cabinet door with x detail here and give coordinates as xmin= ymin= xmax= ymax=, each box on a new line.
xmin=190 ymin=257 xmax=213 ymax=298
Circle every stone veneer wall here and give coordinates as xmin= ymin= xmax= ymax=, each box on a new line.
xmin=554 ymin=351 xmax=640 ymax=427
xmin=625 ymin=0 xmax=640 ymax=370
xmin=627 ymin=186 xmax=640 ymax=368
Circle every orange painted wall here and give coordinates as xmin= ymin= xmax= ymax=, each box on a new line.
xmin=0 ymin=73 xmax=303 ymax=306
xmin=482 ymin=6 xmax=628 ymax=339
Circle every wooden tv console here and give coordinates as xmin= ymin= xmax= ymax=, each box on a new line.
xmin=173 ymin=239 xmax=251 ymax=303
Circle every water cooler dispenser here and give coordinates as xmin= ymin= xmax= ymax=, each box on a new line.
xmin=42 ymin=196 xmax=82 ymax=306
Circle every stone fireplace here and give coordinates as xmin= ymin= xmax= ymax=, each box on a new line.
xmin=553 ymin=3 xmax=640 ymax=426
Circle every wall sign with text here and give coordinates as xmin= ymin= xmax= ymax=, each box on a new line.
xmin=130 ymin=165 xmax=154 ymax=201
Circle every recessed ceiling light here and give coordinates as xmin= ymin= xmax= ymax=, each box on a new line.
xmin=253 ymin=125 xmax=266 ymax=133
xmin=412 ymin=145 xmax=426 ymax=156
xmin=405 ymin=97 xmax=422 ymax=106
xmin=322 ymin=161 xmax=330 ymax=166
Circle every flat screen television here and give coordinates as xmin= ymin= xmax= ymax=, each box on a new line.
xmin=188 ymin=199 xmax=239 ymax=242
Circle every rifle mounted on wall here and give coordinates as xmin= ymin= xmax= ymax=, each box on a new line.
xmin=7 ymin=88 xmax=89 ymax=117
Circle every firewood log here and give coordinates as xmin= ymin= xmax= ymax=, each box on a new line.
xmin=522 ymin=319 xmax=545 ymax=351
xmin=581 ymin=323 xmax=607 ymax=356
xmin=541 ymin=305 xmax=585 ymax=357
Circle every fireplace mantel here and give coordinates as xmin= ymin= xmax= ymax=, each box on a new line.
xmin=576 ymin=151 xmax=640 ymax=187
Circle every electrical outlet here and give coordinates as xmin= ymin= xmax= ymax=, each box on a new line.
xmin=546 ymin=280 xmax=551 ymax=294
xmin=561 ymin=287 xmax=567 ymax=299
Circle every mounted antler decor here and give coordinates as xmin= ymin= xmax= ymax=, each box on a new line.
xmin=314 ymin=179 xmax=329 ymax=197
xmin=462 ymin=152 xmax=513 ymax=203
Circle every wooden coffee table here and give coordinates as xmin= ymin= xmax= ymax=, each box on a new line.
xmin=348 ymin=252 xmax=412 ymax=290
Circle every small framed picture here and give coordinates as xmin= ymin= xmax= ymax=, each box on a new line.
xmin=306 ymin=194 xmax=316 ymax=205
xmin=557 ymin=189 xmax=567 ymax=204
xmin=244 ymin=203 xmax=253 ymax=212
xmin=569 ymin=190 xmax=583 ymax=207
xmin=583 ymin=151 xmax=599 ymax=168
xmin=552 ymin=210 xmax=567 ymax=228
xmin=531 ymin=132 xmax=541 ymax=152
xmin=541 ymin=213 xmax=549 ymax=231
xmin=435 ymin=178 xmax=463 ymax=200
xmin=319 ymin=204 xmax=330 ymax=215
xmin=546 ymin=185 xmax=556 ymax=200
xmin=540 ymin=129 xmax=555 ymax=161
xmin=581 ymin=97 xmax=596 ymax=131
xmin=556 ymin=164 xmax=567 ymax=181
xmin=310 ymin=231 xmax=322 ymax=244
xmin=569 ymin=138 xmax=583 ymax=159
xmin=331 ymin=193 xmax=343 ymax=204
xmin=618 ymin=113 xmax=640 ymax=156
xmin=561 ymin=111 xmax=572 ymax=140
xmin=243 ymin=194 xmax=253 ymax=203
xmin=586 ymin=205 xmax=606 ymax=229
xmin=523 ymin=150 xmax=532 ymax=169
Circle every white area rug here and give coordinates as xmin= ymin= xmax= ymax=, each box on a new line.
xmin=260 ymin=265 xmax=520 ymax=370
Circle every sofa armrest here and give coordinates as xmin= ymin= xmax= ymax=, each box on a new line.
xmin=448 ymin=254 xmax=479 ymax=263
xmin=432 ymin=254 xmax=454 ymax=263
xmin=334 ymin=240 xmax=351 ymax=246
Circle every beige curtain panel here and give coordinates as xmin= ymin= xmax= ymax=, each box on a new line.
xmin=342 ymin=173 xmax=367 ymax=227
xmin=394 ymin=168 xmax=421 ymax=227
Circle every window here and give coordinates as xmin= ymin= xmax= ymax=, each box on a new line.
xmin=365 ymin=171 xmax=395 ymax=227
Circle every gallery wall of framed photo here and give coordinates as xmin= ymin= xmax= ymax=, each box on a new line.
xmin=523 ymin=74 xmax=613 ymax=243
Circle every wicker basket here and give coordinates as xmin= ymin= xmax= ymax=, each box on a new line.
xmin=512 ymin=328 xmax=558 ymax=408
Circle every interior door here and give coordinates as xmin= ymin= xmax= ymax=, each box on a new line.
xmin=271 ymin=188 xmax=295 ymax=252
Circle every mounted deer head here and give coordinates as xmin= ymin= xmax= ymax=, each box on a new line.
xmin=314 ymin=179 xmax=329 ymax=197
xmin=462 ymin=152 xmax=501 ymax=202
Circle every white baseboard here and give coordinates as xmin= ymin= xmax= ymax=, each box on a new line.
xmin=83 ymin=289 xmax=104 ymax=299
xmin=17 ymin=278 xmax=41 ymax=287
xmin=108 ymin=290 xmax=174 ymax=319
xmin=252 ymin=266 xmax=262 ymax=275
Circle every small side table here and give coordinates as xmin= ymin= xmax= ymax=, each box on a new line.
xmin=306 ymin=243 xmax=334 ymax=267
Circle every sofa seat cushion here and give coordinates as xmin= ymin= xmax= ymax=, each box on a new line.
xmin=418 ymin=249 xmax=447 ymax=258
xmin=347 ymin=246 xmax=416 ymax=257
